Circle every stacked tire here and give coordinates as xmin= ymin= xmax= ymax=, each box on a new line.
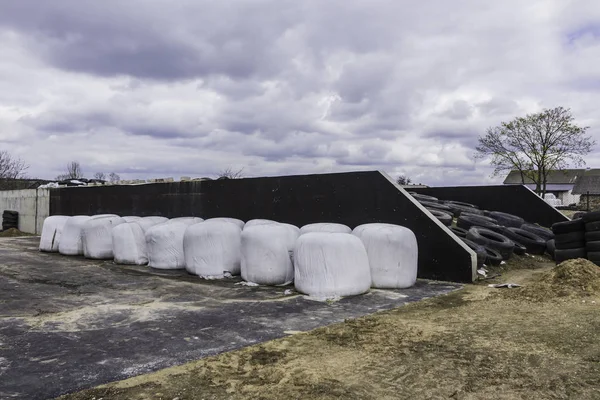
xmin=551 ymin=219 xmax=586 ymax=263
xmin=583 ymin=211 xmax=600 ymax=266
xmin=467 ymin=227 xmax=515 ymax=261
xmin=2 ymin=210 xmax=18 ymax=231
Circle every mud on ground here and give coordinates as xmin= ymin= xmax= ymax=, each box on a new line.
xmin=61 ymin=254 xmax=600 ymax=400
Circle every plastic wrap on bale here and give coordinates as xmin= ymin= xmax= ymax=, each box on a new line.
xmin=352 ymin=223 xmax=418 ymax=288
xmin=300 ymin=223 xmax=352 ymax=235
xmin=39 ymin=216 xmax=70 ymax=252
xmin=58 ymin=216 xmax=91 ymax=255
xmin=169 ymin=217 xmax=204 ymax=225
xmin=241 ymin=224 xmax=299 ymax=285
xmin=244 ymin=219 xmax=278 ymax=228
xmin=122 ymin=216 xmax=142 ymax=222
xmin=82 ymin=216 xmax=126 ymax=259
xmin=146 ymin=222 xmax=188 ymax=269
xmin=112 ymin=222 xmax=148 ymax=265
xmin=136 ymin=216 xmax=169 ymax=232
xmin=294 ymin=232 xmax=371 ymax=299
xmin=184 ymin=220 xmax=242 ymax=278
xmin=205 ymin=217 xmax=245 ymax=230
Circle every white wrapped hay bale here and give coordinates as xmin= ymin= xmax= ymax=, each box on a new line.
xmin=205 ymin=217 xmax=245 ymax=230
xmin=241 ymin=224 xmax=298 ymax=285
xmin=146 ymin=222 xmax=188 ymax=269
xmin=122 ymin=216 xmax=142 ymax=222
xmin=59 ymin=216 xmax=92 ymax=255
xmin=169 ymin=217 xmax=204 ymax=225
xmin=91 ymin=214 xmax=119 ymax=219
xmin=353 ymin=223 xmax=418 ymax=289
xmin=184 ymin=220 xmax=242 ymax=278
xmin=82 ymin=216 xmax=126 ymax=259
xmin=112 ymin=222 xmax=148 ymax=265
xmin=299 ymin=223 xmax=351 ymax=235
xmin=39 ymin=216 xmax=70 ymax=252
xmin=136 ymin=216 xmax=169 ymax=232
xmin=244 ymin=219 xmax=278 ymax=228
xmin=294 ymin=233 xmax=371 ymax=298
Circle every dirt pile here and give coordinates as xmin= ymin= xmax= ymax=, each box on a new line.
xmin=0 ymin=228 xmax=33 ymax=237
xmin=503 ymin=258 xmax=600 ymax=301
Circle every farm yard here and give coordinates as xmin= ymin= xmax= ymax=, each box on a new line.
xmin=1 ymin=174 xmax=600 ymax=400
xmin=59 ymin=252 xmax=600 ymax=400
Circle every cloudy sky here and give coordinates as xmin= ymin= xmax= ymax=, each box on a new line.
xmin=1 ymin=0 xmax=599 ymax=185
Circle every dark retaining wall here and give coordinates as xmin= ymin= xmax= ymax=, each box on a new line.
xmin=412 ymin=185 xmax=568 ymax=227
xmin=50 ymin=171 xmax=475 ymax=283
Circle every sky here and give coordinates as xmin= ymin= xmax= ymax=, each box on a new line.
xmin=1 ymin=0 xmax=600 ymax=185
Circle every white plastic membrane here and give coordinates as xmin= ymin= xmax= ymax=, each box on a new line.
xmin=58 ymin=216 xmax=91 ymax=255
xmin=184 ymin=220 xmax=242 ymax=278
xmin=244 ymin=219 xmax=278 ymax=228
xmin=39 ymin=216 xmax=70 ymax=252
xmin=123 ymin=216 xmax=142 ymax=222
xmin=299 ymin=223 xmax=351 ymax=235
xmin=82 ymin=216 xmax=126 ymax=259
xmin=294 ymin=232 xmax=371 ymax=299
xmin=146 ymin=222 xmax=188 ymax=269
xmin=112 ymin=222 xmax=148 ymax=265
xmin=241 ymin=224 xmax=298 ymax=285
xmin=352 ymin=223 xmax=418 ymax=289
xmin=136 ymin=216 xmax=169 ymax=232
xmin=205 ymin=217 xmax=245 ymax=230
xmin=169 ymin=217 xmax=204 ymax=225
xmin=91 ymin=214 xmax=119 ymax=219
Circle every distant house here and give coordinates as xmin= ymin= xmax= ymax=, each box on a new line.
xmin=572 ymin=175 xmax=600 ymax=210
xmin=502 ymin=169 xmax=600 ymax=206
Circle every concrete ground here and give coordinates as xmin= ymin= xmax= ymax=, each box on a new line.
xmin=0 ymin=237 xmax=460 ymax=399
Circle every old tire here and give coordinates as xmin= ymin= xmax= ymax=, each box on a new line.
xmin=546 ymin=239 xmax=556 ymax=260
xmin=466 ymin=227 xmax=515 ymax=260
xmin=552 ymin=219 xmax=585 ymax=234
xmin=585 ymin=241 xmax=600 ymax=252
xmin=412 ymin=194 xmax=438 ymax=203
xmin=585 ymin=221 xmax=600 ymax=232
xmin=501 ymin=228 xmax=546 ymax=255
xmin=586 ymin=251 xmax=600 ymax=265
xmin=449 ymin=226 xmax=468 ymax=238
xmin=487 ymin=211 xmax=524 ymax=228
xmin=585 ymin=231 xmax=600 ymax=242
xmin=582 ymin=211 xmax=600 ymax=223
xmin=483 ymin=247 xmax=502 ymax=266
xmin=426 ymin=208 xmax=452 ymax=226
xmin=457 ymin=214 xmax=499 ymax=231
xmin=554 ymin=248 xmax=586 ymax=263
xmin=512 ymin=241 xmax=527 ymax=256
xmin=520 ymin=223 xmax=554 ymax=241
xmin=462 ymin=238 xmax=487 ymax=267
xmin=445 ymin=203 xmax=484 ymax=218
xmin=420 ymin=201 xmax=453 ymax=213
xmin=554 ymin=231 xmax=585 ymax=245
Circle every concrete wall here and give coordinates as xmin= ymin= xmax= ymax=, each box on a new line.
xmin=0 ymin=189 xmax=49 ymax=234
xmin=50 ymin=171 xmax=476 ymax=283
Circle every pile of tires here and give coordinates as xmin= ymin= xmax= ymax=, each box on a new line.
xmin=2 ymin=210 xmax=18 ymax=231
xmin=551 ymin=219 xmax=586 ymax=263
xmin=583 ymin=211 xmax=600 ymax=266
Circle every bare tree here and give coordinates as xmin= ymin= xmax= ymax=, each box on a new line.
xmin=396 ymin=175 xmax=412 ymax=185
xmin=94 ymin=172 xmax=106 ymax=180
xmin=475 ymin=106 xmax=595 ymax=197
xmin=217 ymin=167 xmax=244 ymax=179
xmin=56 ymin=161 xmax=83 ymax=180
xmin=108 ymin=172 xmax=120 ymax=183
xmin=0 ymin=151 xmax=29 ymax=179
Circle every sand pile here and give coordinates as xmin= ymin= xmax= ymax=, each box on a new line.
xmin=0 ymin=228 xmax=33 ymax=237
xmin=503 ymin=258 xmax=600 ymax=301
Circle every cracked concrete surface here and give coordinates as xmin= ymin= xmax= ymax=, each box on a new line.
xmin=0 ymin=237 xmax=460 ymax=399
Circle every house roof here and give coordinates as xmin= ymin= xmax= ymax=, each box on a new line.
xmin=572 ymin=176 xmax=600 ymax=195
xmin=503 ymin=168 xmax=600 ymax=185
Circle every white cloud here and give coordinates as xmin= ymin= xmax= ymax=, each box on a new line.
xmin=0 ymin=0 xmax=599 ymax=185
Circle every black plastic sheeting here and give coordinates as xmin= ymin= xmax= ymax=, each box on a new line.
xmin=50 ymin=171 xmax=475 ymax=282
xmin=412 ymin=185 xmax=568 ymax=228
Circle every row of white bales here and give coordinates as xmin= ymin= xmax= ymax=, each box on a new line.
xmin=40 ymin=215 xmax=418 ymax=298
